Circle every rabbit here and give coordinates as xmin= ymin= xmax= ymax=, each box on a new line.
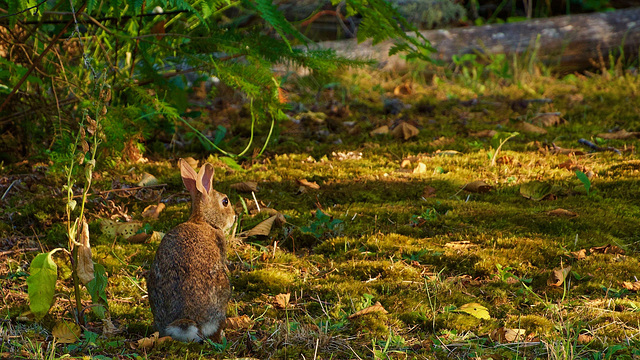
xmin=147 ymin=159 xmax=236 ymax=342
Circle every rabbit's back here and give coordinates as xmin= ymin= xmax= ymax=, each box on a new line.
xmin=147 ymin=221 xmax=230 ymax=341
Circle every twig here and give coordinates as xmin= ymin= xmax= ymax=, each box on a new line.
xmin=71 ymin=184 xmax=168 ymax=198
xmin=0 ymin=248 xmax=39 ymax=257
xmin=578 ymin=138 xmax=622 ymax=155
xmin=1 ymin=180 xmax=19 ymax=200
xmin=0 ymin=0 xmax=47 ymax=19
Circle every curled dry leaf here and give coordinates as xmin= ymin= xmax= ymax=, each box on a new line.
xmin=230 ymin=181 xmax=259 ymax=193
xmin=77 ymin=219 xmax=94 ymax=285
xmin=137 ymin=173 xmax=159 ymax=187
xmin=547 ymin=265 xmax=571 ymax=287
xmin=490 ymin=327 xmax=526 ymax=343
xmin=241 ymin=213 xmax=286 ymax=238
xmin=392 ymin=122 xmax=420 ymax=140
xmin=444 ymin=241 xmax=477 ymax=250
xmin=471 ymin=129 xmax=497 ymax=138
xmin=590 ymin=244 xmax=625 ymax=255
xmin=298 ymin=179 xmax=320 ymax=189
xmin=457 ymin=302 xmax=490 ymax=320
xmin=422 ymin=186 xmax=436 ymax=198
xmin=348 ymin=301 xmax=388 ymax=319
xmin=570 ymin=249 xmax=587 ymax=260
xmin=52 ymin=320 xmax=82 ymax=344
xmin=622 ymin=281 xmax=640 ymax=291
xmin=224 ymin=315 xmax=254 ymax=330
xmin=413 ymin=162 xmax=427 ymax=174
xmin=102 ymin=318 xmax=120 ymax=337
xmin=370 ymin=125 xmax=389 ymax=136
xmin=183 ymin=157 xmax=199 ymax=170
xmin=142 ymin=203 xmax=166 ymax=219
xmin=534 ymin=113 xmax=565 ymax=127
xmin=393 ymin=82 xmax=412 ymax=96
xmin=597 ymin=129 xmax=640 ymax=140
xmin=274 ymin=293 xmax=291 ymax=309
xmin=462 ymin=180 xmax=493 ymax=193
xmin=130 ymin=332 xmax=172 ymax=350
xmin=547 ymin=208 xmax=578 ymax=217
xmin=577 ymin=334 xmax=593 ymax=344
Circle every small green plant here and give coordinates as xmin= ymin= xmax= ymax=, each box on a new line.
xmin=301 ymin=209 xmax=344 ymax=239
xmin=489 ymin=132 xmax=519 ymax=166
xmin=575 ymin=170 xmax=592 ymax=195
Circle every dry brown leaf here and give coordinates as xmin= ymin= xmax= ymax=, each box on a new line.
xmin=429 ymin=136 xmax=455 ymax=147
xmin=225 ymin=315 xmax=254 ymax=330
xmin=274 ymin=293 xmax=291 ymax=309
xmin=298 ymin=179 xmax=320 ymax=189
xmin=547 ymin=265 xmax=572 ymax=287
xmin=496 ymin=156 xmax=513 ymax=165
xmin=348 ymin=301 xmax=388 ymax=319
xmin=142 ymin=203 xmax=166 ymax=219
xmin=391 ymin=122 xmax=420 ymax=140
xmin=516 ymin=121 xmax=547 ymax=134
xmin=462 ymin=180 xmax=493 ymax=193
xmin=102 ymin=318 xmax=119 ymax=337
xmin=534 ymin=113 xmax=565 ymax=127
xmin=471 ymin=130 xmax=497 ymax=138
xmin=622 ymin=281 xmax=640 ymax=291
xmin=422 ymin=186 xmax=436 ymax=198
xmin=369 ymin=125 xmax=389 ymax=136
xmin=413 ymin=162 xmax=427 ymax=174
xmin=570 ymin=249 xmax=587 ymax=260
xmin=230 ymin=181 xmax=259 ymax=193
xmin=242 ymin=214 xmax=285 ymax=237
xmin=547 ymin=208 xmax=578 ymax=217
xmin=400 ymin=159 xmax=412 ymax=168
xmin=444 ymin=241 xmax=477 ymax=250
xmin=393 ymin=82 xmax=412 ymax=96
xmin=127 ymin=232 xmax=152 ymax=243
xmin=597 ymin=129 xmax=640 ymax=140
xmin=130 ymin=332 xmax=172 ymax=350
xmin=77 ymin=219 xmax=94 ymax=285
xmin=490 ymin=327 xmax=526 ymax=343
xmin=590 ymin=244 xmax=625 ymax=255
xmin=183 ymin=157 xmax=199 ymax=170
xmin=52 ymin=321 xmax=81 ymax=344
xmin=137 ymin=173 xmax=159 ymax=187
xmin=577 ymin=334 xmax=593 ymax=344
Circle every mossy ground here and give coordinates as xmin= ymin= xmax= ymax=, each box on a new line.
xmin=1 ymin=61 xmax=640 ymax=359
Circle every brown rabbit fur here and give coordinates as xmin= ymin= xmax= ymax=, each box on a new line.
xmin=147 ymin=159 xmax=235 ymax=342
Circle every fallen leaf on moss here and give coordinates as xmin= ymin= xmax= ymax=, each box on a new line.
xmin=393 ymin=82 xmax=412 ymax=96
xmin=298 ymin=179 xmax=320 ymax=189
xmin=597 ymin=129 xmax=640 ymax=140
xmin=127 ymin=232 xmax=152 ymax=243
xmin=142 ymin=203 xmax=166 ymax=219
xmin=274 ymin=293 xmax=291 ymax=309
xmin=130 ymin=332 xmax=172 ymax=350
xmin=570 ymin=249 xmax=587 ymax=260
xmin=369 ymin=125 xmax=389 ymax=136
xmin=52 ymin=320 xmax=81 ymax=344
xmin=520 ymin=181 xmax=553 ymax=201
xmin=392 ymin=122 xmax=419 ymax=140
xmin=622 ymin=281 xmax=640 ymax=291
xmin=516 ymin=121 xmax=547 ymax=134
xmin=100 ymin=219 xmax=143 ymax=239
xmin=231 ymin=181 xmax=259 ymax=193
xmin=137 ymin=173 xmax=159 ymax=187
xmin=590 ymin=244 xmax=625 ymax=255
xmin=102 ymin=318 xmax=120 ymax=337
xmin=457 ymin=303 xmax=490 ymax=320
xmin=422 ymin=186 xmax=436 ymax=198
xmin=444 ymin=241 xmax=477 ymax=250
xmin=348 ymin=301 xmax=388 ymax=319
xmin=547 ymin=265 xmax=571 ymax=287
xmin=225 ymin=315 xmax=254 ymax=330
xmin=240 ymin=214 xmax=286 ymax=237
xmin=462 ymin=180 xmax=492 ymax=193
xmin=490 ymin=327 xmax=526 ymax=343
xmin=534 ymin=113 xmax=565 ymax=127
xmin=413 ymin=162 xmax=427 ymax=174
xmin=471 ymin=129 xmax=497 ymax=138
xmin=547 ymin=208 xmax=577 ymax=217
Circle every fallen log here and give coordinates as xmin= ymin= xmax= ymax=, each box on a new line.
xmin=312 ymin=7 xmax=640 ymax=72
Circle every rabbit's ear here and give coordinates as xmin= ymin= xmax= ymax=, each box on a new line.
xmin=179 ymin=159 xmax=198 ymax=197
xmin=197 ymin=163 xmax=215 ymax=195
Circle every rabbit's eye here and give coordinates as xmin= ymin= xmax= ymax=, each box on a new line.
xmin=222 ymin=197 xmax=229 ymax=207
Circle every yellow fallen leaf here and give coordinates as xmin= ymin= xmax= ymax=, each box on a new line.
xmin=182 ymin=157 xmax=199 ymax=170
xmin=577 ymin=333 xmax=593 ymax=344
xmin=348 ymin=301 xmax=388 ymax=319
xmin=547 ymin=265 xmax=572 ymax=287
xmin=369 ymin=125 xmax=389 ymax=136
xmin=570 ymin=249 xmax=587 ymax=260
xmin=224 ymin=315 xmax=254 ymax=330
xmin=413 ymin=162 xmax=427 ymax=174
xmin=142 ymin=203 xmax=166 ymax=219
xmin=230 ymin=181 xmax=259 ymax=193
xmin=391 ymin=122 xmax=419 ymax=140
xmin=444 ymin=241 xmax=477 ymax=250
xmin=130 ymin=332 xmax=172 ymax=350
xmin=274 ymin=293 xmax=291 ymax=309
xmin=622 ymin=281 xmax=640 ymax=291
xmin=393 ymin=82 xmax=412 ymax=96
xmin=137 ymin=173 xmax=159 ymax=187
xmin=547 ymin=208 xmax=578 ymax=217
xmin=52 ymin=320 xmax=81 ymax=344
xmin=457 ymin=302 xmax=490 ymax=320
xmin=298 ymin=179 xmax=320 ymax=189
xmin=100 ymin=219 xmax=143 ymax=239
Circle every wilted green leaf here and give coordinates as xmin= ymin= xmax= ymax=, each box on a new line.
xmin=86 ymin=263 xmax=108 ymax=318
xmin=575 ymin=170 xmax=591 ymax=195
xmin=27 ymin=251 xmax=59 ymax=319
